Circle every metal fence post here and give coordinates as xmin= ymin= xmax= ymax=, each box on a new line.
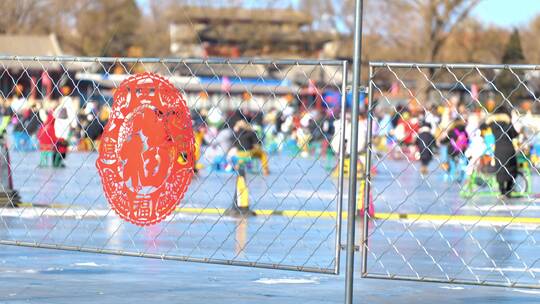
xmin=334 ymin=61 xmax=348 ymax=274
xmin=345 ymin=0 xmax=364 ymax=303
xmin=361 ymin=66 xmax=374 ymax=275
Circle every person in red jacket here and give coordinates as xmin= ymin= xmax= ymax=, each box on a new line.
xmin=37 ymin=113 xmax=57 ymax=167
xmin=394 ymin=112 xmax=420 ymax=160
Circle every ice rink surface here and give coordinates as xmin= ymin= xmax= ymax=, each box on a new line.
xmin=0 ymin=151 xmax=539 ymax=302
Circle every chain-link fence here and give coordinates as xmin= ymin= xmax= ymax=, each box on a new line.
xmin=0 ymin=56 xmax=348 ymax=274
xmin=362 ymin=62 xmax=540 ymax=288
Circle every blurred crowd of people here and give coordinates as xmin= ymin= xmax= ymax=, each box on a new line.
xmin=194 ymin=102 xmax=338 ymax=176
xmin=1 ymin=86 xmax=109 ymax=167
xmin=0 ymin=85 xmax=339 ymax=174
xmin=2 ymin=82 xmax=538 ymax=199
xmin=369 ymin=96 xmax=539 ymax=197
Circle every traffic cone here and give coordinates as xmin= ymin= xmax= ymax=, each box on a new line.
xmin=0 ymin=137 xmax=20 ymax=207
xmin=334 ymin=157 xmax=349 ymax=178
xmin=225 ymin=166 xmax=256 ymax=217
xmin=357 ymin=179 xmax=374 ymax=218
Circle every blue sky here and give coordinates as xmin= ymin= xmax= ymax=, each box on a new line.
xmin=473 ymin=0 xmax=540 ymax=28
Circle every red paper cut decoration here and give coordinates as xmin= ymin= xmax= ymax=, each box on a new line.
xmin=96 ymin=72 xmax=195 ymax=226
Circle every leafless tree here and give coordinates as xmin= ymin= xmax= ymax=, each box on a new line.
xmin=521 ymin=15 xmax=540 ymax=64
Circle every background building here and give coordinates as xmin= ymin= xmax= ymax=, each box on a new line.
xmin=0 ymin=34 xmax=87 ymax=99
xmin=168 ymin=6 xmax=335 ymax=58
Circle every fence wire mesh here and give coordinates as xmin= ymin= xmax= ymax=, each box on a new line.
xmin=0 ymin=56 xmax=347 ymax=274
xmin=362 ymin=62 xmax=540 ymax=288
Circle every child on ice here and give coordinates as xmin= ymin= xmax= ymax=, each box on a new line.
xmin=416 ymin=124 xmax=435 ymax=175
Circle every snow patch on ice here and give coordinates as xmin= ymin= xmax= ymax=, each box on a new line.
xmin=439 ymin=286 xmax=464 ymax=290
xmin=472 ymin=266 xmax=540 ymax=273
xmin=254 ymin=277 xmax=319 ymax=285
xmin=71 ymin=262 xmax=107 ymax=267
xmin=512 ymin=289 xmax=540 ymax=295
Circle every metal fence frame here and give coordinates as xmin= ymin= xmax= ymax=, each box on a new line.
xmin=360 ymin=61 xmax=540 ymax=289
xmin=0 ymin=55 xmax=349 ymax=275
